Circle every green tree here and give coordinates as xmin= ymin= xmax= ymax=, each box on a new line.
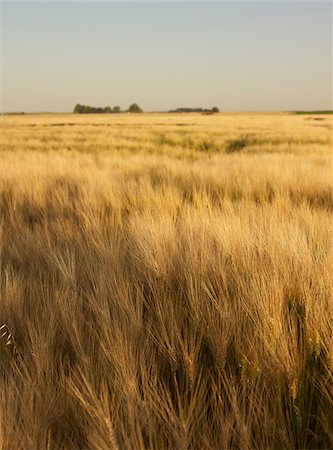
xmin=73 ymin=104 xmax=84 ymax=113
xmin=128 ymin=103 xmax=143 ymax=113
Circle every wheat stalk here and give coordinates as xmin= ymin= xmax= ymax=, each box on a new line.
xmin=0 ymin=324 xmax=20 ymax=359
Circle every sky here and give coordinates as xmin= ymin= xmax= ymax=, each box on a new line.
xmin=0 ymin=1 xmax=332 ymax=112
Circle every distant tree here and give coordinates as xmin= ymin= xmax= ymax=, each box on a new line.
xmin=73 ymin=104 xmax=83 ymax=113
xmin=128 ymin=103 xmax=143 ymax=113
xmin=168 ymin=106 xmax=220 ymax=114
xmin=74 ymin=103 xmax=140 ymax=114
xmin=74 ymin=104 xmax=120 ymax=114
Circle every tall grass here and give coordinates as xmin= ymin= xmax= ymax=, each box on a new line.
xmin=0 ymin=114 xmax=332 ymax=449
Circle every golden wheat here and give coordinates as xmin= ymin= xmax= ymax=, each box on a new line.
xmin=0 ymin=113 xmax=332 ymax=449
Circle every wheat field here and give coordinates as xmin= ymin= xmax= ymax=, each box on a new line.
xmin=0 ymin=113 xmax=332 ymax=449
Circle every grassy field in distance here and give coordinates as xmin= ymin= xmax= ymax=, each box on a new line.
xmin=0 ymin=112 xmax=332 ymax=449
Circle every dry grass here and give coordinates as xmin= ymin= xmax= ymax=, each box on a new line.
xmin=0 ymin=113 xmax=332 ymax=449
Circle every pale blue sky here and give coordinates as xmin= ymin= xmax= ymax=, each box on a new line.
xmin=0 ymin=2 xmax=332 ymax=112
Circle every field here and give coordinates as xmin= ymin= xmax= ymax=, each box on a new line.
xmin=0 ymin=112 xmax=332 ymax=449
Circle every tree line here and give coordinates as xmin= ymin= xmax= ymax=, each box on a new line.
xmin=73 ymin=103 xmax=143 ymax=114
xmin=168 ymin=107 xmax=219 ymax=113
xmin=73 ymin=104 xmax=220 ymax=114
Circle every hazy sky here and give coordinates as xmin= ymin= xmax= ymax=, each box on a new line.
xmin=0 ymin=1 xmax=332 ymax=112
